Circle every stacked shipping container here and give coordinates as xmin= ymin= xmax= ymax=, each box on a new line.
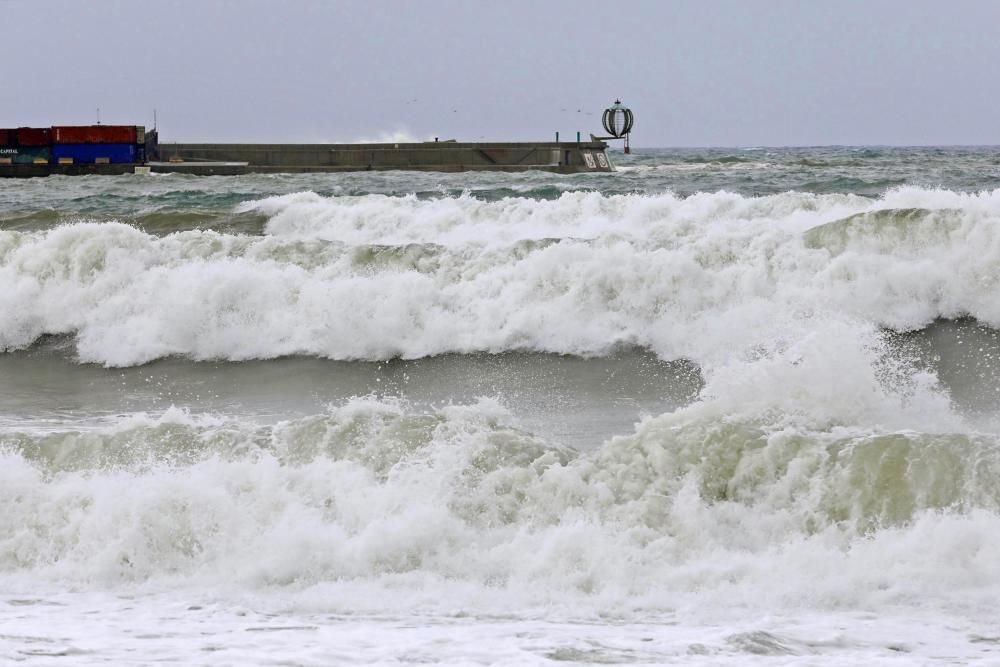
xmin=0 ymin=126 xmax=145 ymax=165
xmin=52 ymin=126 xmax=139 ymax=144
xmin=0 ymin=128 xmax=52 ymax=164
xmin=16 ymin=128 xmax=52 ymax=145
xmin=51 ymin=125 xmax=145 ymax=164
xmin=52 ymin=144 xmax=137 ymax=164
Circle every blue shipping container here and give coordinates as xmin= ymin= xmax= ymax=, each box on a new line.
xmin=51 ymin=143 xmax=137 ymax=164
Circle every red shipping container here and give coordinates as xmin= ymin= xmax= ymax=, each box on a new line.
xmin=0 ymin=129 xmax=13 ymax=146
xmin=16 ymin=127 xmax=51 ymax=146
xmin=52 ymin=125 xmax=137 ymax=144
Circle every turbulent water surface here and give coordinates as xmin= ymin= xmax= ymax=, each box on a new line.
xmin=3 ymin=147 xmax=1000 ymax=665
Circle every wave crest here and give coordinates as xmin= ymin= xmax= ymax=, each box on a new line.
xmin=3 ymin=398 xmax=1000 ymax=613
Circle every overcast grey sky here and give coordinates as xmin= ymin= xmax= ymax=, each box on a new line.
xmin=3 ymin=0 xmax=999 ymax=146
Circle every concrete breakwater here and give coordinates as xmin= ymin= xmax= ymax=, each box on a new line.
xmin=151 ymin=141 xmax=615 ymax=175
xmin=0 ymin=140 xmax=615 ymax=177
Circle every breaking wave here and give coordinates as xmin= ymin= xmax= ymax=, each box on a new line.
xmin=1 ymin=187 xmax=1000 ymax=367
xmin=2 ymin=392 xmax=999 ymax=616
xmin=4 ymin=182 xmax=1000 ymax=623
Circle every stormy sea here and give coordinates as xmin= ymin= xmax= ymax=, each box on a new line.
xmin=3 ymin=147 xmax=1000 ymax=665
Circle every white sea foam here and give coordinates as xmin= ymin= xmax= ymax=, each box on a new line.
xmin=2 ymin=188 xmax=1000 ymax=371
xmin=6 ymin=186 xmax=1000 ymax=663
xmin=2 ymin=397 xmax=999 ymax=619
xmin=3 ymin=388 xmax=999 ymax=660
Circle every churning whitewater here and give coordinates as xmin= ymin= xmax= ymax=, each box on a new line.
xmin=3 ymin=148 xmax=1000 ymax=664
xmin=5 ymin=186 xmax=1000 ymax=366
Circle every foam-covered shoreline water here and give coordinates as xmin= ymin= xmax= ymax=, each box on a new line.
xmin=4 ymin=395 xmax=1000 ymax=663
xmin=5 ymin=149 xmax=1000 ymax=664
xmin=3 ymin=396 xmax=1000 ymax=606
xmin=5 ymin=398 xmax=1000 ymax=590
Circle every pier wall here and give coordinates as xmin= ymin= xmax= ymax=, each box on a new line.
xmin=154 ymin=141 xmax=614 ymax=174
